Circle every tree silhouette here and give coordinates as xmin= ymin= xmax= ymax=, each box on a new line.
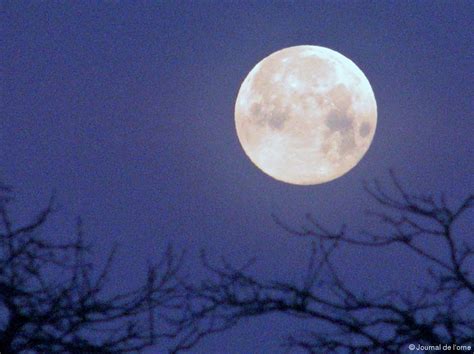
xmin=0 ymin=184 xmax=185 ymax=353
xmin=173 ymin=173 xmax=473 ymax=353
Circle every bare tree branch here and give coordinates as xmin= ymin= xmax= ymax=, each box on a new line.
xmin=174 ymin=173 xmax=473 ymax=352
xmin=0 ymin=191 xmax=188 ymax=353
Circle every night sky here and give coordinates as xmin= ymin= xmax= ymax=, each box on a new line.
xmin=2 ymin=1 xmax=473 ymax=352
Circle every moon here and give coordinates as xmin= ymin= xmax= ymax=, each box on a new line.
xmin=235 ymin=45 xmax=377 ymax=185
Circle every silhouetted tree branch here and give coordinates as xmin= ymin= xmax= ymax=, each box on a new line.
xmin=0 ymin=186 xmax=186 ymax=353
xmin=174 ymin=172 xmax=473 ymax=353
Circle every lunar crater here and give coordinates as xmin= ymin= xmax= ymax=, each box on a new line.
xmin=359 ymin=122 xmax=372 ymax=137
xmin=235 ymin=45 xmax=377 ymax=185
xmin=267 ymin=111 xmax=287 ymax=130
xmin=325 ymin=111 xmax=354 ymax=133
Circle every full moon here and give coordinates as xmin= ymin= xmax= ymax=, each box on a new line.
xmin=235 ymin=45 xmax=377 ymax=185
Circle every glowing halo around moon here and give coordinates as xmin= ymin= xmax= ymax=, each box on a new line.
xmin=235 ymin=45 xmax=377 ymax=185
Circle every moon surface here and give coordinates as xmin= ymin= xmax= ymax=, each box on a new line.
xmin=235 ymin=45 xmax=377 ymax=185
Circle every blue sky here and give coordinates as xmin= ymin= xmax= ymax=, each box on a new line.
xmin=2 ymin=1 xmax=473 ymax=352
